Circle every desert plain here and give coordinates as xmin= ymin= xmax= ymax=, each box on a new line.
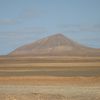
xmin=0 ymin=56 xmax=100 ymax=100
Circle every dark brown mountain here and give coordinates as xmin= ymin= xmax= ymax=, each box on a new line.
xmin=9 ymin=33 xmax=100 ymax=56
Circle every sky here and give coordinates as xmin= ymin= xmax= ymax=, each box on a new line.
xmin=0 ymin=0 xmax=100 ymax=55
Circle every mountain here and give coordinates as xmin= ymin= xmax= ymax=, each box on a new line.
xmin=9 ymin=33 xmax=100 ymax=56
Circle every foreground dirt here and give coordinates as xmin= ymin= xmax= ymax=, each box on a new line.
xmin=0 ymin=56 xmax=100 ymax=99
xmin=0 ymin=92 xmax=99 ymax=100
xmin=0 ymin=93 xmax=66 ymax=100
xmin=0 ymin=76 xmax=100 ymax=85
xmin=0 ymin=77 xmax=100 ymax=100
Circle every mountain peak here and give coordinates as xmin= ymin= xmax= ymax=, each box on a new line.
xmin=46 ymin=33 xmax=67 ymax=41
xmin=49 ymin=33 xmax=66 ymax=38
xmin=52 ymin=33 xmax=65 ymax=36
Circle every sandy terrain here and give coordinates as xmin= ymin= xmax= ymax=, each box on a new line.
xmin=0 ymin=76 xmax=100 ymax=85
xmin=0 ymin=76 xmax=100 ymax=100
xmin=0 ymin=56 xmax=100 ymax=77
xmin=0 ymin=56 xmax=100 ymax=100
xmin=0 ymin=85 xmax=100 ymax=100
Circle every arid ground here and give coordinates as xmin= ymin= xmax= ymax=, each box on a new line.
xmin=0 ymin=56 xmax=100 ymax=100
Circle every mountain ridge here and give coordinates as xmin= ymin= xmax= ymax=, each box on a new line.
xmin=9 ymin=33 xmax=100 ymax=56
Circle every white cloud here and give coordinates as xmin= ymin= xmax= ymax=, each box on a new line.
xmin=19 ymin=8 xmax=43 ymax=19
xmin=59 ymin=24 xmax=100 ymax=32
xmin=0 ymin=8 xmax=43 ymax=25
xmin=18 ymin=27 xmax=47 ymax=33
xmin=0 ymin=19 xmax=17 ymax=25
xmin=81 ymin=35 xmax=100 ymax=41
xmin=0 ymin=27 xmax=47 ymax=39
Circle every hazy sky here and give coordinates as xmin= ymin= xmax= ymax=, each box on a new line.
xmin=0 ymin=0 xmax=100 ymax=55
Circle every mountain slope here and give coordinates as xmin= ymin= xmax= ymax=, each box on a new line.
xmin=9 ymin=33 xmax=100 ymax=56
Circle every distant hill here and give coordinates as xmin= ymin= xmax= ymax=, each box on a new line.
xmin=9 ymin=33 xmax=100 ymax=56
